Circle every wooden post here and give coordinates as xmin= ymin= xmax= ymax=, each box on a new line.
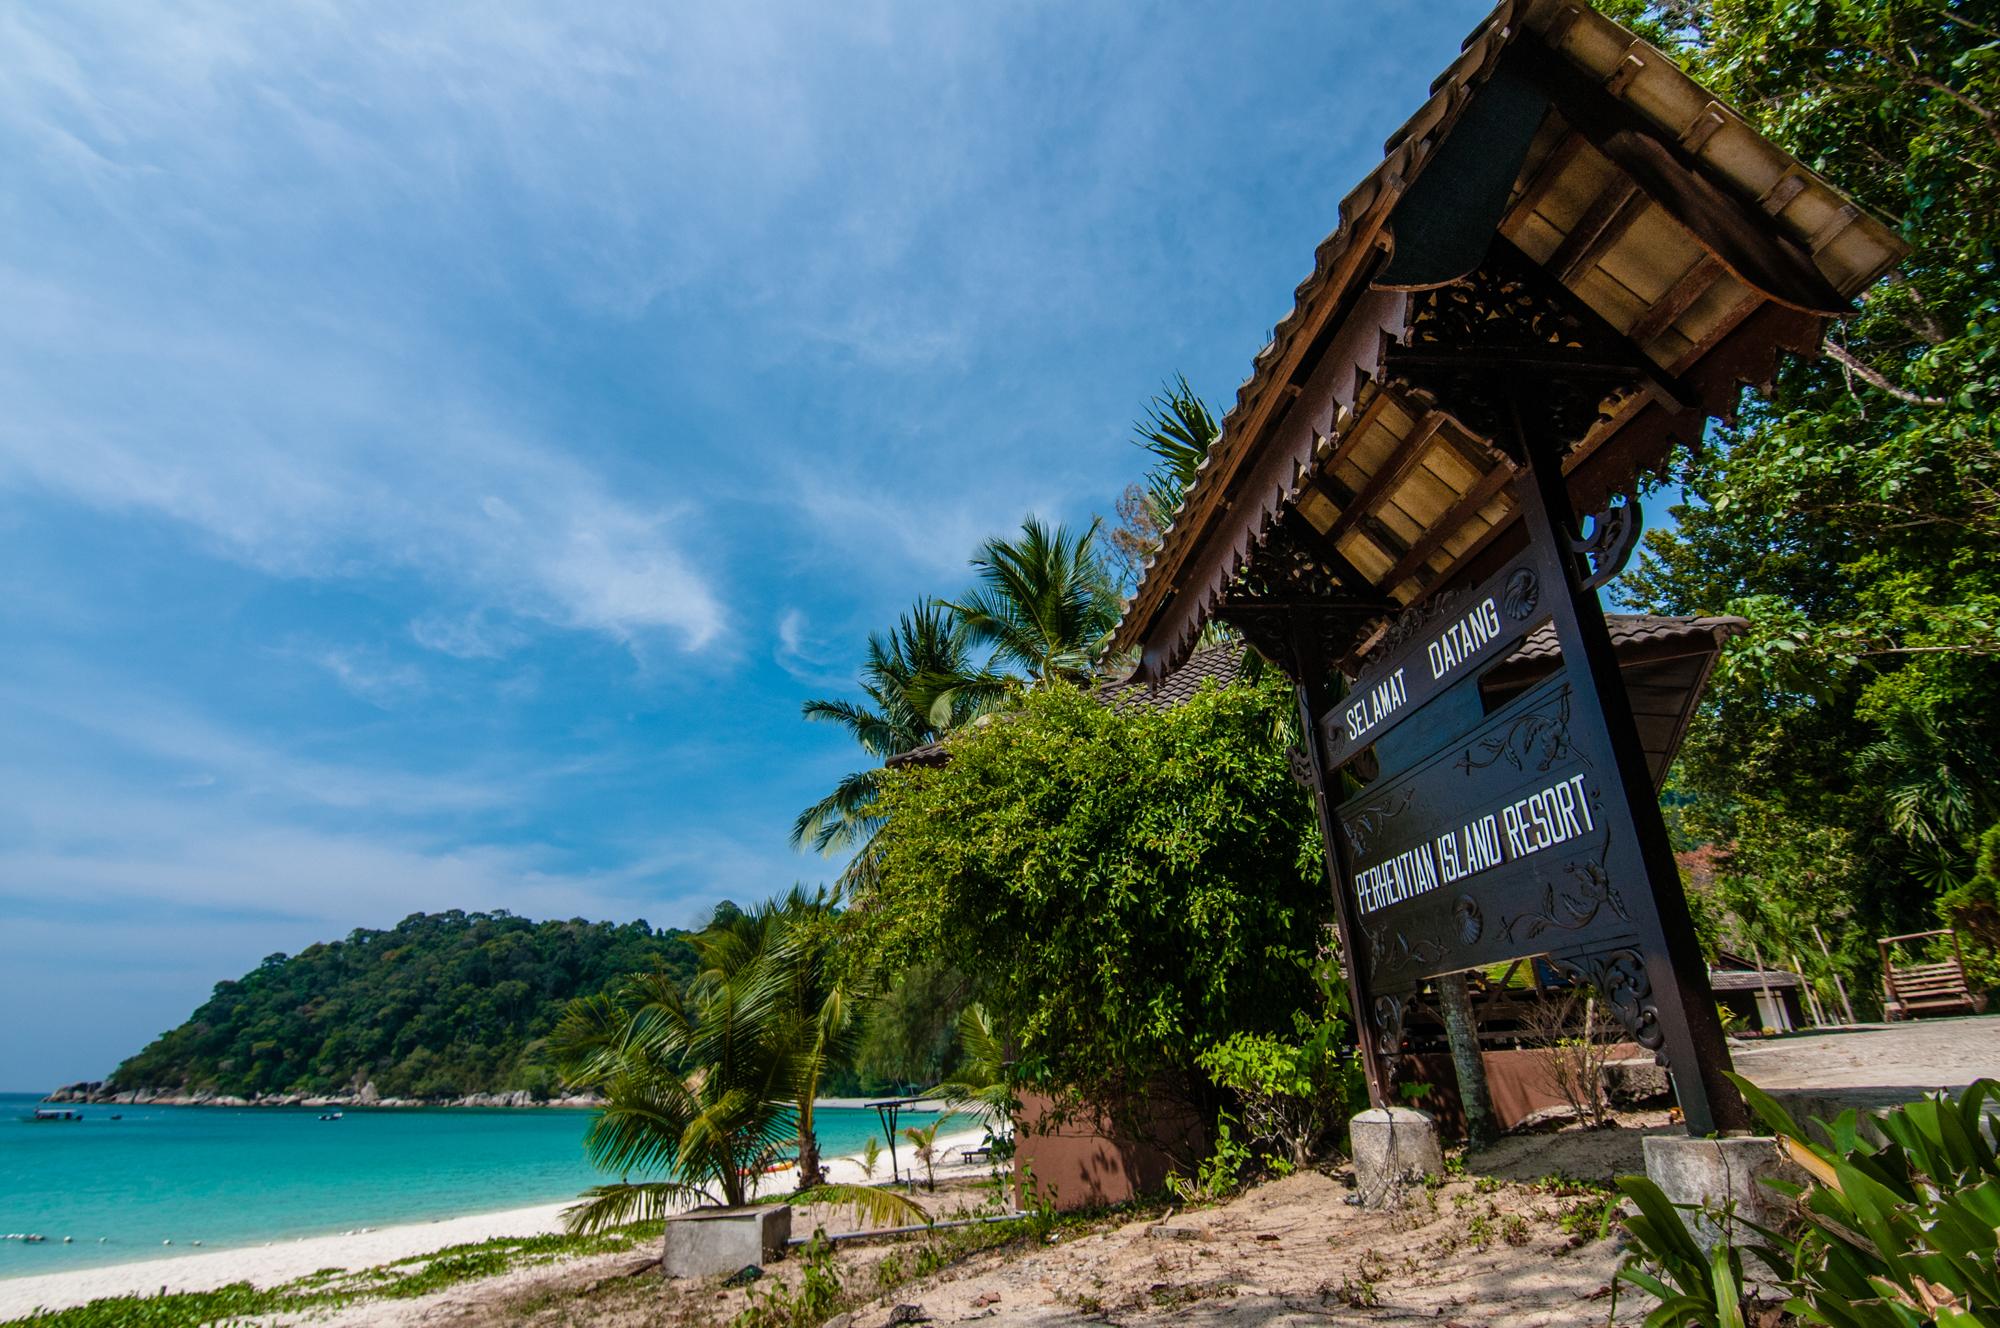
xmin=1512 ymin=419 xmax=1748 ymax=1135
xmin=1290 ymin=625 xmax=1391 ymax=1109
xmin=1812 ymin=924 xmax=1857 ymax=1024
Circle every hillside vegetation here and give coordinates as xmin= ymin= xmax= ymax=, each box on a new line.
xmin=106 ymin=911 xmax=696 ymax=1100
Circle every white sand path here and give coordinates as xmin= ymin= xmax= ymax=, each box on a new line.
xmin=0 ymin=1125 xmax=994 ymax=1319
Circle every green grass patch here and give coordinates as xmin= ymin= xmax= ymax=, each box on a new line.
xmin=2 ymin=1223 xmax=663 ymax=1328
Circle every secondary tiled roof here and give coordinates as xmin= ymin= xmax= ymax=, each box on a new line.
xmin=886 ymin=642 xmax=1253 ymax=769
xmin=891 ymin=614 xmax=1741 ymax=776
xmin=1490 ymin=614 xmax=1747 ymax=668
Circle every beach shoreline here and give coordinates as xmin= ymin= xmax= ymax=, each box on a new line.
xmin=0 ymin=1123 xmax=995 ymax=1319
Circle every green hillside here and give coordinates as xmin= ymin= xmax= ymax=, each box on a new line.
xmin=107 ymin=910 xmax=697 ymax=1100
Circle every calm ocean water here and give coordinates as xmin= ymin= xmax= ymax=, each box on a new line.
xmin=0 ymin=1092 xmax=932 ymax=1278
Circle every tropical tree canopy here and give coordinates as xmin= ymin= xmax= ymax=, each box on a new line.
xmin=851 ymin=675 xmax=1331 ymax=1138
xmin=1109 ymin=376 xmax=1222 ymax=589
xmin=1613 ymin=0 xmax=2000 ymax=993
xmin=791 ymin=603 xmax=992 ymax=857
xmin=938 ymin=516 xmax=1122 ymax=688
xmin=552 ymin=896 xmax=915 ymax=1230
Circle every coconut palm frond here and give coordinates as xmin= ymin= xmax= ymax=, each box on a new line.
xmin=789 ymin=1184 xmax=932 ymax=1229
xmin=790 ymin=767 xmax=887 ymax=854
xmin=561 ymin=1182 xmax=712 ymax=1235
xmin=1135 ymin=374 xmax=1220 ymax=522
xmin=580 ymin=1076 xmax=705 ymax=1179
xmin=941 ymin=517 xmax=1120 ymax=686
xmin=800 ymin=698 xmax=901 ymax=757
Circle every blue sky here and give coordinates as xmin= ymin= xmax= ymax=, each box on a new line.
xmin=0 ymin=0 xmax=1495 ymax=1087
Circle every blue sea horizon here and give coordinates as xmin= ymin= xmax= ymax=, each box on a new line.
xmin=0 ymin=1091 xmax=933 ymax=1278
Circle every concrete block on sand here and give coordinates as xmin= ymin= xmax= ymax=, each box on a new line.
xmin=1350 ymin=1108 xmax=1442 ymax=1208
xmin=1642 ymin=1135 xmax=1806 ymax=1251
xmin=662 ymin=1205 xmax=792 ymax=1279
xmin=1603 ymin=1057 xmax=1671 ymax=1106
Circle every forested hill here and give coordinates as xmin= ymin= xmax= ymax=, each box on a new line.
xmin=98 ymin=911 xmax=696 ymax=1101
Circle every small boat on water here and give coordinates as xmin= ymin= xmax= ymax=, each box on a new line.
xmin=22 ymin=1108 xmax=84 ymax=1123
xmin=317 ymin=1111 xmax=343 ymax=1121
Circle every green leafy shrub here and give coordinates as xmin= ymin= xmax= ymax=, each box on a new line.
xmin=859 ymin=676 xmax=1329 ymax=1152
xmin=1194 ymin=930 xmax=1366 ymax=1169
xmin=1614 ymin=1075 xmax=2000 ymax=1327
xmin=1938 ymin=824 xmax=2000 ymax=992
xmin=731 ymin=1231 xmax=843 ymax=1328
xmin=1165 ymin=1113 xmax=1254 ymax=1204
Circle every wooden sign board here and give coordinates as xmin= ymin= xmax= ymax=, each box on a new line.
xmin=1319 ymin=554 xmax=1545 ymax=772
xmin=1335 ymin=673 xmax=1635 ymax=998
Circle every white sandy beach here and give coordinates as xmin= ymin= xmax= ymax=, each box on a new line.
xmin=0 ymin=1125 xmax=993 ymax=1319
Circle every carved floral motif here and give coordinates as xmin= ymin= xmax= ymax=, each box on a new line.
xmin=1550 ymin=948 xmax=1667 ymax=1063
xmin=1455 ymin=687 xmax=1580 ymax=777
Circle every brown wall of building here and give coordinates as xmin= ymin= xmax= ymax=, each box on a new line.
xmin=1398 ymin=1044 xmax=1641 ymax=1137
xmin=1011 ymin=1091 xmax=1208 ymax=1211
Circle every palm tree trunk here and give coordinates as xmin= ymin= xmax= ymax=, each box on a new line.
xmin=1438 ymin=971 xmax=1497 ymax=1148
xmin=797 ymin=1128 xmax=823 ymax=1189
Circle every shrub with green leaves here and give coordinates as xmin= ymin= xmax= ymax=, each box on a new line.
xmin=1615 ymin=1074 xmax=2000 ymax=1327
xmin=857 ymin=676 xmax=1329 ymax=1152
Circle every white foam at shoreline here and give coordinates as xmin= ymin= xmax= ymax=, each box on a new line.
xmin=0 ymin=1126 xmax=994 ymax=1318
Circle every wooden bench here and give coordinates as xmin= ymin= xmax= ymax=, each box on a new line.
xmin=1879 ymin=929 xmax=1982 ymax=1020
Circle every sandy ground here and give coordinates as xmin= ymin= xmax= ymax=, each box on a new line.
xmin=1730 ymin=1015 xmax=2000 ymax=1100
xmin=0 ymin=1125 xmax=993 ymax=1320
xmin=298 ymin=1120 xmax=1667 ymax=1328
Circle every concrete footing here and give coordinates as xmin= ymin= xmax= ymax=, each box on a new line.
xmin=662 ymin=1205 xmax=792 ymax=1279
xmin=1350 ymin=1108 xmax=1443 ymax=1208
xmin=1602 ymin=1057 xmax=1672 ymax=1107
xmin=1641 ymin=1135 xmax=1805 ymax=1250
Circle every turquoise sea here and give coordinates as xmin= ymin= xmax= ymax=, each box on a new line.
xmin=0 ymin=1092 xmax=932 ymax=1278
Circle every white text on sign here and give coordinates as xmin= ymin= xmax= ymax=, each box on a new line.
xmin=1353 ymin=772 xmax=1597 ymax=915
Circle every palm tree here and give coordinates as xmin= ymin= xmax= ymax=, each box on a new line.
xmin=939 ymin=516 xmax=1122 ymax=688
xmin=1136 ymin=373 xmax=1219 ymax=525
xmin=755 ymin=885 xmax=865 ymax=1190
xmin=552 ymin=906 xmax=920 ymax=1233
xmin=931 ymin=1002 xmax=1012 ymax=1119
xmin=1108 ymin=376 xmax=1222 ymax=588
xmin=902 ymin=1112 xmax=957 ymax=1192
xmin=792 ymin=604 xmax=994 ymax=859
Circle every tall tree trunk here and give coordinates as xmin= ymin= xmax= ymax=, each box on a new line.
xmin=796 ymin=1129 xmax=824 ymax=1189
xmin=1438 ymin=971 xmax=1497 ymax=1148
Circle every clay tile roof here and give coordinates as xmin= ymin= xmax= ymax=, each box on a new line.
xmin=1108 ymin=0 xmax=1905 ymax=685
xmin=1496 ymin=614 xmax=1748 ymax=667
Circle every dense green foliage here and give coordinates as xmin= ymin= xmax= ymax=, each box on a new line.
xmin=1615 ymin=1075 xmax=2000 ymax=1327
xmin=108 ymin=911 xmax=695 ymax=1099
xmin=552 ymin=889 xmax=920 ymax=1224
xmin=1617 ymin=0 xmax=2000 ymax=1002
xmin=856 ymin=676 xmax=1331 ymax=1142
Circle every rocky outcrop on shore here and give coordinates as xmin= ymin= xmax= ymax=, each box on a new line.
xmin=42 ymin=1081 xmax=603 ymax=1109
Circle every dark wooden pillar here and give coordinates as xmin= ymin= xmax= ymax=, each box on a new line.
xmin=1510 ymin=412 xmax=1748 ymax=1136
xmin=1289 ymin=625 xmax=1392 ymax=1109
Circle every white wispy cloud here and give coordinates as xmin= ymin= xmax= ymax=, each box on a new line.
xmin=773 ymin=607 xmax=862 ymax=688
